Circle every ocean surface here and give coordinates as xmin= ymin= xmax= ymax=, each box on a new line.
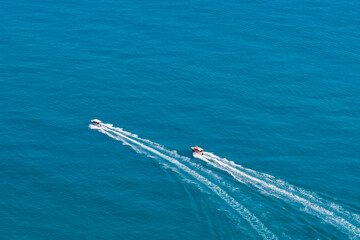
xmin=1 ymin=0 xmax=360 ymax=239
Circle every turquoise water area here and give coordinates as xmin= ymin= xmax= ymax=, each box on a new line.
xmin=1 ymin=0 xmax=360 ymax=239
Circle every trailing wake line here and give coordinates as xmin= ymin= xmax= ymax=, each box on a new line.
xmin=202 ymin=153 xmax=360 ymax=239
xmin=105 ymin=124 xmax=360 ymax=228
xmin=90 ymin=124 xmax=278 ymax=240
xmin=100 ymin=125 xmax=360 ymax=239
xmin=91 ymin=122 xmax=360 ymax=239
xmin=204 ymin=152 xmax=360 ymax=226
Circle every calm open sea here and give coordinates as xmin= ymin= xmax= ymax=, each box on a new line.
xmin=1 ymin=0 xmax=360 ymax=239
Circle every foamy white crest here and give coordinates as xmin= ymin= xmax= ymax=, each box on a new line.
xmin=96 ymin=123 xmax=360 ymax=239
xmin=92 ymin=123 xmax=278 ymax=240
xmin=202 ymin=152 xmax=360 ymax=239
xmin=205 ymin=152 xmax=360 ymax=227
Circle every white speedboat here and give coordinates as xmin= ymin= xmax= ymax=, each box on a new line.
xmin=91 ymin=119 xmax=102 ymax=127
xmin=191 ymin=146 xmax=204 ymax=155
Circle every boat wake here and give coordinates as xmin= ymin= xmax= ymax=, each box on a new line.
xmin=201 ymin=152 xmax=360 ymax=239
xmin=90 ymin=123 xmax=277 ymax=240
xmin=90 ymin=122 xmax=360 ymax=240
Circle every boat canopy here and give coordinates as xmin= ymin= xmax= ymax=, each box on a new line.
xmin=91 ymin=119 xmax=102 ymax=124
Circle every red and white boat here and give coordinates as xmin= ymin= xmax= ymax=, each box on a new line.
xmin=191 ymin=146 xmax=204 ymax=155
xmin=91 ymin=119 xmax=102 ymax=127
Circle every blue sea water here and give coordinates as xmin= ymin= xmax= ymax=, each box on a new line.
xmin=1 ymin=0 xmax=360 ymax=239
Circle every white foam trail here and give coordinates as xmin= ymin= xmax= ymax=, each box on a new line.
xmin=104 ymin=125 xmax=175 ymax=153
xmin=105 ymin=125 xmax=240 ymax=194
xmin=91 ymin=124 xmax=278 ymax=240
xmin=93 ymin=124 xmax=360 ymax=238
xmin=202 ymin=152 xmax=360 ymax=239
xmin=204 ymin=152 xmax=360 ymax=227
